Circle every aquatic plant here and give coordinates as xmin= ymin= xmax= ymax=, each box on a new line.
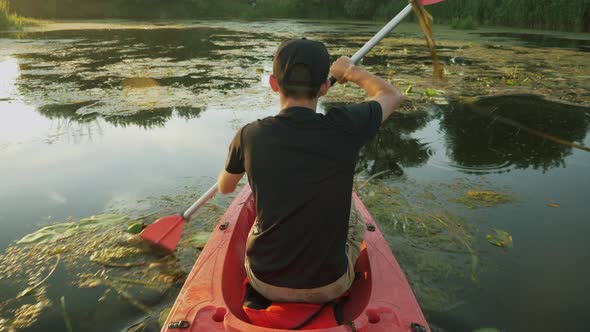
xmin=354 ymin=177 xmax=504 ymax=311
xmin=454 ymin=190 xmax=513 ymax=209
xmin=486 ymin=229 xmax=513 ymax=248
xmin=0 ymin=182 xmax=237 ymax=331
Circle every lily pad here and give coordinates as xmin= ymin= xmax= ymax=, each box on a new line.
xmin=127 ymin=222 xmax=144 ymax=235
xmin=474 ymin=328 xmax=501 ymax=332
xmin=486 ymin=229 xmax=513 ymax=248
xmin=185 ymin=232 xmax=212 ymax=249
xmin=159 ymin=307 xmax=172 ymax=328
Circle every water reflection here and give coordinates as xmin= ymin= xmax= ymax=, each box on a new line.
xmin=40 ymin=103 xmax=202 ymax=128
xmin=441 ymin=95 xmax=590 ymax=172
xmin=6 ymin=27 xmax=275 ymax=118
xmin=34 ymin=93 xmax=589 ymax=173
xmin=357 ymin=110 xmax=432 ymax=176
xmin=476 ymin=32 xmax=590 ymax=52
xmin=353 ymin=95 xmax=590 ymax=177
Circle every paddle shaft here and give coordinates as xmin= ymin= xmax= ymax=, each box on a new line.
xmin=330 ymin=3 xmax=413 ymax=85
xmin=182 ymin=182 xmax=218 ymax=220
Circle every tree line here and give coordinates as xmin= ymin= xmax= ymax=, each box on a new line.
xmin=6 ymin=0 xmax=589 ymax=32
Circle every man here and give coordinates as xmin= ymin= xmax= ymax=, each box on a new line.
xmin=218 ymin=39 xmax=403 ymax=303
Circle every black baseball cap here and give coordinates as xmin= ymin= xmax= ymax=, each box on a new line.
xmin=273 ymin=39 xmax=330 ymax=88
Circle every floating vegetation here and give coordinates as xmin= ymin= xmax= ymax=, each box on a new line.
xmin=127 ymin=222 xmax=145 ymax=235
xmin=454 ymin=190 xmax=513 ymax=208
xmin=546 ymin=201 xmax=560 ymax=208
xmin=181 ymin=232 xmax=213 ymax=250
xmin=355 ymin=176 xmax=500 ymax=311
xmin=159 ymin=307 xmax=172 ymax=329
xmin=0 ymin=181 xmax=238 ymax=331
xmin=11 ymin=298 xmax=51 ymax=329
xmin=17 ymin=254 xmax=60 ymax=299
xmin=486 ymin=229 xmax=513 ymax=248
xmin=410 ymin=0 xmax=445 ymax=80
xmin=16 ymin=214 xmax=130 ymax=245
xmin=326 ymin=30 xmax=589 ymax=110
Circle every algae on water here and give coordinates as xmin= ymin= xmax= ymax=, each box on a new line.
xmin=17 ymin=214 xmax=130 ymax=245
xmin=355 ymin=175 xmax=515 ymax=311
xmin=454 ymin=190 xmax=513 ymax=208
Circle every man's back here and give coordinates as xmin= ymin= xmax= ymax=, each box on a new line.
xmin=218 ymin=38 xmax=402 ymax=302
xmin=226 ymin=102 xmax=382 ymax=288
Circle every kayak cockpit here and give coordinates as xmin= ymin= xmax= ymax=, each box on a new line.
xmin=162 ymin=186 xmax=428 ymax=331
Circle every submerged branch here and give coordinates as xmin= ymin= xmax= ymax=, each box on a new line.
xmin=16 ymin=254 xmax=60 ymax=299
xmin=100 ymin=277 xmax=154 ymax=315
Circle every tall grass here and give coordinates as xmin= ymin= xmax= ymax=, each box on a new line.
xmin=450 ymin=16 xmax=478 ymax=30
xmin=0 ymin=0 xmax=15 ymax=28
xmin=0 ymin=0 xmax=36 ymax=29
xmin=4 ymin=0 xmax=589 ymax=32
xmin=427 ymin=0 xmax=588 ymax=32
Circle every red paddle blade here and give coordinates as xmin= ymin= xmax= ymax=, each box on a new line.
xmin=418 ymin=0 xmax=445 ymax=5
xmin=139 ymin=215 xmax=185 ymax=252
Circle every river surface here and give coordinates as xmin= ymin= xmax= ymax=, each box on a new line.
xmin=0 ymin=20 xmax=589 ymax=332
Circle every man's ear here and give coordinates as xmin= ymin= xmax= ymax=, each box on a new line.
xmin=269 ymin=75 xmax=280 ymax=93
xmin=318 ymin=78 xmax=330 ymax=97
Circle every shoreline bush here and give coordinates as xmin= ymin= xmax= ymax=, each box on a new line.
xmin=4 ymin=0 xmax=589 ymax=32
xmin=450 ymin=16 xmax=478 ymax=30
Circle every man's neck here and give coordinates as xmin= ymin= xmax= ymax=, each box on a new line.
xmin=279 ymin=95 xmax=319 ymax=112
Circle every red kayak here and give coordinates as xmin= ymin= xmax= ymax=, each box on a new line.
xmin=161 ymin=185 xmax=430 ymax=332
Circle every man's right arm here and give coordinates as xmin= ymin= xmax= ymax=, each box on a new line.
xmin=330 ymin=56 xmax=403 ymax=123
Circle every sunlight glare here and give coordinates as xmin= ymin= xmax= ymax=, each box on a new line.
xmin=0 ymin=57 xmax=19 ymax=99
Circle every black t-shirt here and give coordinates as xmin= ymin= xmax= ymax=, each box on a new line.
xmin=225 ymin=101 xmax=382 ymax=289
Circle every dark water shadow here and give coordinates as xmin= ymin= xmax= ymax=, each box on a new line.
xmin=440 ymin=94 xmax=590 ymax=172
xmin=476 ymin=32 xmax=590 ymax=52
xmin=357 ymin=110 xmax=432 ymax=177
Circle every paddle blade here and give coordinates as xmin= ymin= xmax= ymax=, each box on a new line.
xmin=139 ymin=215 xmax=185 ymax=252
xmin=419 ymin=0 xmax=445 ymax=5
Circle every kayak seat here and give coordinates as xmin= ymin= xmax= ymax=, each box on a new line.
xmin=241 ymin=278 xmax=349 ymax=330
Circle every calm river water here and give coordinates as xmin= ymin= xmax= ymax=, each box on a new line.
xmin=0 ymin=20 xmax=589 ymax=332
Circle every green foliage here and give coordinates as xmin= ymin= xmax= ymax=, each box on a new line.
xmin=344 ymin=0 xmax=376 ymax=19
xmin=450 ymin=16 xmax=478 ymax=30
xmin=428 ymin=0 xmax=589 ymax=32
xmin=0 ymin=0 xmax=16 ymax=28
xmin=5 ymin=0 xmax=590 ymax=31
xmin=1 ymin=0 xmax=37 ymax=29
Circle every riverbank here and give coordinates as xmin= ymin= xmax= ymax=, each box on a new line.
xmin=6 ymin=0 xmax=590 ymax=32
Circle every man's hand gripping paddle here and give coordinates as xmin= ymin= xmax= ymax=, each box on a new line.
xmin=329 ymin=0 xmax=445 ymax=85
xmin=139 ymin=0 xmax=446 ymax=252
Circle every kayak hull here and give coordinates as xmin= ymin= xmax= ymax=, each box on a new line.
xmin=162 ymin=185 xmax=430 ymax=332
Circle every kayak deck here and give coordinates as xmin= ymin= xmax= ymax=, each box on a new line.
xmin=162 ymin=185 xmax=430 ymax=331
